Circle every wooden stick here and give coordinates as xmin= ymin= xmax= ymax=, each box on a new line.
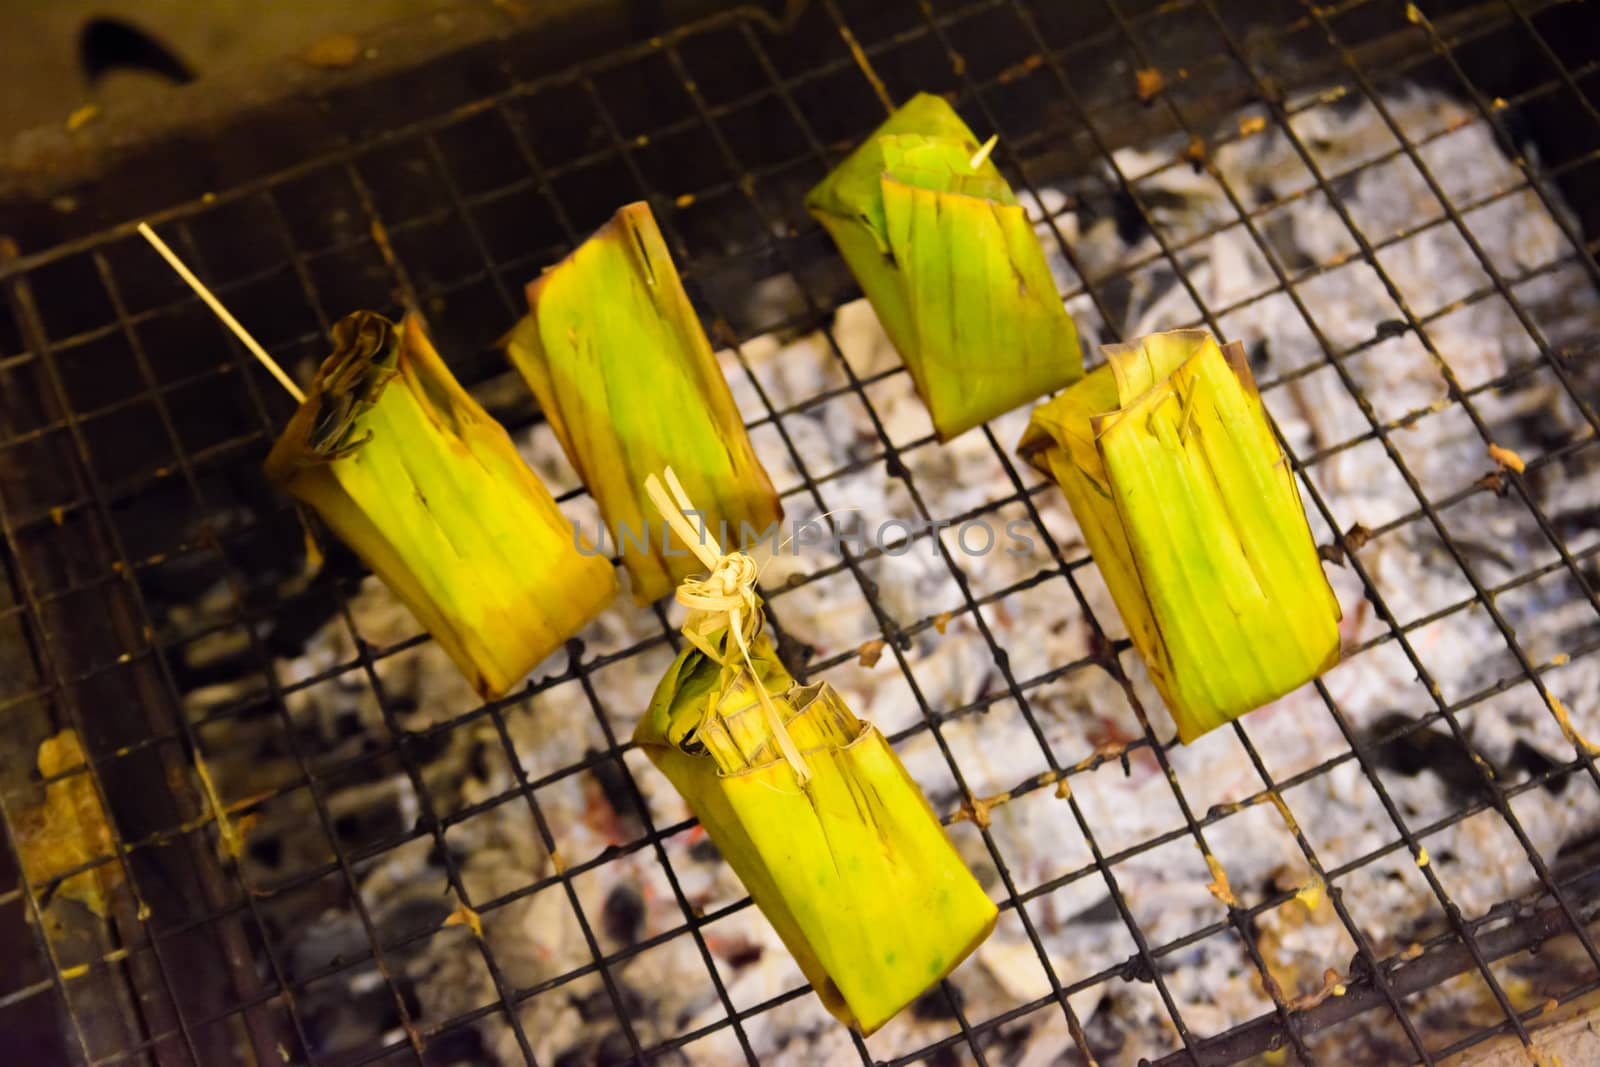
xmin=969 ymin=134 xmax=998 ymax=171
xmin=137 ymin=221 xmax=306 ymax=404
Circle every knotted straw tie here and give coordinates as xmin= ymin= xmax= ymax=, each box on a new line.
xmin=644 ymin=469 xmax=812 ymax=785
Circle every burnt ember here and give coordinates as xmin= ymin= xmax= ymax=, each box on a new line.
xmin=1367 ymin=712 xmax=1498 ymax=805
xmin=603 ymin=883 xmax=645 ymax=945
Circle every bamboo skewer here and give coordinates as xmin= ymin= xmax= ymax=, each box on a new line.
xmin=137 ymin=221 xmax=306 ymax=403
xmin=969 ymin=133 xmax=998 ymax=170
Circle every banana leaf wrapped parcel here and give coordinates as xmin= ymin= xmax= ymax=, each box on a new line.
xmin=1019 ymin=329 xmax=1340 ymax=741
xmin=265 ymin=311 xmax=617 ymax=699
xmin=506 ymin=202 xmax=782 ymax=605
xmin=805 ymin=93 xmax=1083 ymax=441
xmin=636 ymin=472 xmax=996 ymax=1035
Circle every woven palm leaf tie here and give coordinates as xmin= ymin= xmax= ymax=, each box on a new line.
xmin=643 ymin=468 xmax=812 ymax=785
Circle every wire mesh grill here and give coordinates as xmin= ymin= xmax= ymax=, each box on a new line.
xmin=0 ymin=0 xmax=1598 ymax=1064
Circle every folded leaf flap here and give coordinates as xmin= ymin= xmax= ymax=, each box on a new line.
xmin=1104 ymin=327 xmax=1213 ymax=408
xmin=804 ymin=93 xmax=990 ymax=222
xmin=265 ymin=310 xmax=400 ymax=482
xmin=641 ymin=628 xmax=794 ymax=752
xmin=1017 ymin=360 xmax=1119 ymax=473
xmin=877 ymin=133 xmax=1017 ymax=206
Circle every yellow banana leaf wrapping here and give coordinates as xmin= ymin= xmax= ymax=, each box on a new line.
xmin=635 ymin=473 xmax=996 ymax=1035
xmin=15 ymin=730 xmax=121 ymax=917
xmin=265 ymin=311 xmax=617 ymax=699
xmin=1018 ymin=329 xmax=1341 ymax=741
xmin=505 ymin=202 xmax=782 ymax=605
xmin=805 ymin=93 xmax=1083 ymax=441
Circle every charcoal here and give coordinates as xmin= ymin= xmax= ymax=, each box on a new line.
xmin=602 ymin=882 xmax=645 ymax=945
xmin=1366 ymin=712 xmax=1497 ymax=805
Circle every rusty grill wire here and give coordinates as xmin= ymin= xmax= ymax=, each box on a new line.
xmin=0 ymin=0 xmax=1598 ymax=1064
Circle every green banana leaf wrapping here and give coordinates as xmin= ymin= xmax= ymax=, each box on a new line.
xmin=638 ymin=628 xmax=996 ymax=1035
xmin=634 ymin=471 xmax=994 ymax=1034
xmin=265 ymin=311 xmax=617 ymax=698
xmin=505 ymin=202 xmax=782 ymax=605
xmin=1019 ymin=329 xmax=1341 ymax=740
xmin=805 ymin=93 xmax=1083 ymax=441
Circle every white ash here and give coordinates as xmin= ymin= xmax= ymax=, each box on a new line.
xmin=181 ymin=87 xmax=1600 ymax=1066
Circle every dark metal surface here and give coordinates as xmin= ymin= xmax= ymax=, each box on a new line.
xmin=0 ymin=0 xmax=1598 ymax=1064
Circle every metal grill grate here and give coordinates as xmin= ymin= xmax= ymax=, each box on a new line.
xmin=1 ymin=1 xmax=1599 ymax=1064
